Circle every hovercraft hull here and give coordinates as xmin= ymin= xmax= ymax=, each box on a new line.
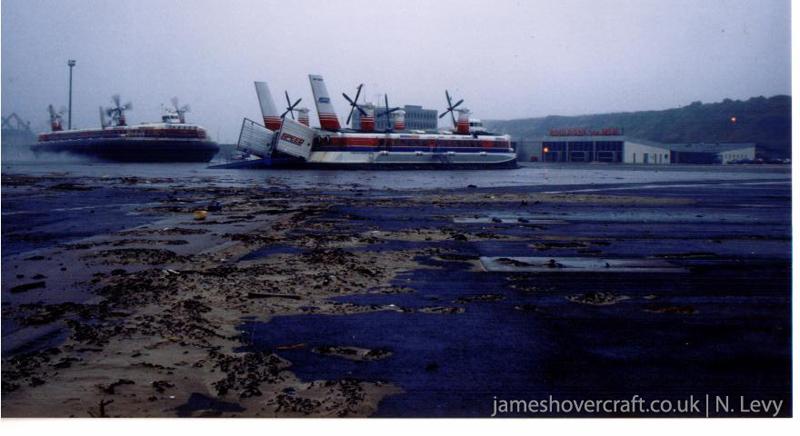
xmin=31 ymin=137 xmax=219 ymax=163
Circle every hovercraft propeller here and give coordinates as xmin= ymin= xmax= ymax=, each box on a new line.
xmin=376 ymin=94 xmax=400 ymax=132
xmin=106 ymin=94 xmax=132 ymax=127
xmin=281 ymin=91 xmax=302 ymax=120
xmin=342 ymin=84 xmax=367 ymax=126
xmin=47 ymin=105 xmax=65 ymax=131
xmin=171 ymin=97 xmax=190 ymax=123
xmin=439 ymin=90 xmax=464 ymax=127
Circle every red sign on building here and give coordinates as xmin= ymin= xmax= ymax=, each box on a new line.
xmin=548 ymin=127 xmax=623 ymax=137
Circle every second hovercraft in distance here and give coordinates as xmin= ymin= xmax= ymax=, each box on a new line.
xmin=32 ymin=96 xmax=219 ymax=163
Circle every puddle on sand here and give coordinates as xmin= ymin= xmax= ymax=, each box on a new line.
xmin=238 ymin=267 xmax=561 ymax=417
xmin=480 ymin=256 xmax=686 ymax=273
xmin=174 ymin=393 xmax=245 ymax=417
xmin=454 ymin=210 xmax=771 ymax=225
xmin=238 ymin=259 xmax=791 ymax=417
xmin=240 ymin=310 xmax=555 ymax=417
xmin=0 ymin=319 xmax=70 ymax=357
xmin=2 ymin=187 xmax=169 ymax=257
xmin=238 ymin=244 xmax=304 ymax=261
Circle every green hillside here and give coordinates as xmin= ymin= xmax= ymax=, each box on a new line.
xmin=485 ymin=95 xmax=791 ymax=158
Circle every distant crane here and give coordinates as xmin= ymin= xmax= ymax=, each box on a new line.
xmin=1 ymin=112 xmax=36 ymax=146
xmin=1 ymin=113 xmax=32 ymax=134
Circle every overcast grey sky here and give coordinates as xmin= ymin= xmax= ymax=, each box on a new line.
xmin=1 ymin=0 xmax=791 ymax=142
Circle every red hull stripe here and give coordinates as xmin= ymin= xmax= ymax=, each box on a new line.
xmin=318 ymin=138 xmax=511 ymax=148
xmin=318 ymin=112 xmax=340 ymax=130
xmin=320 ymin=121 xmax=341 ymax=130
xmin=263 ymin=116 xmax=282 ymax=130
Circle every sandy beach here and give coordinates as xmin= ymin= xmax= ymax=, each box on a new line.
xmin=1 ymin=166 xmax=791 ymax=417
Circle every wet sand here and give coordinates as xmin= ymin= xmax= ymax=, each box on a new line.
xmin=0 ymin=169 xmax=791 ymax=417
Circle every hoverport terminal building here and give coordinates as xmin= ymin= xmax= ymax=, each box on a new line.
xmin=516 ymin=128 xmax=756 ymax=164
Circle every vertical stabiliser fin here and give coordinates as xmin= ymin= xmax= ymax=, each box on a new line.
xmin=254 ymin=81 xmax=282 ymax=131
xmin=308 ymin=74 xmax=341 ymax=131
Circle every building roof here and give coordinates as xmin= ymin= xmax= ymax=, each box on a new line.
xmin=627 ymin=138 xmax=756 ymax=153
xmin=625 ymin=137 xmax=665 ymax=148
xmin=516 ymin=137 xmax=756 ymax=153
xmin=665 ymin=142 xmax=756 ymax=153
xmin=541 ymin=135 xmax=626 ymax=141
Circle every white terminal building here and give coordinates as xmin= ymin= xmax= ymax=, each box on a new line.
xmin=518 ymin=128 xmax=756 ymax=164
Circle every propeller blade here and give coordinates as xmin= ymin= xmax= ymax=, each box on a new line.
xmin=443 ymin=90 xmax=458 ymax=125
xmin=383 ymin=95 xmax=393 ymax=131
xmin=379 ymin=109 xmax=398 ymax=118
xmin=344 ymin=86 xmax=364 ymax=126
xmin=112 ymin=94 xmax=121 ymax=107
xmin=278 ymin=92 xmax=295 ymax=119
xmin=383 ymin=94 xmax=391 ymax=117
xmin=353 ymin=84 xmax=363 ymax=105
xmin=171 ymin=97 xmax=179 ymax=109
xmin=291 ymin=98 xmax=302 ymax=109
xmin=353 ymin=87 xmax=366 ymax=117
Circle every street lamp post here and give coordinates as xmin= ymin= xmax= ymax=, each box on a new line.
xmin=67 ymin=59 xmax=76 ymax=130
